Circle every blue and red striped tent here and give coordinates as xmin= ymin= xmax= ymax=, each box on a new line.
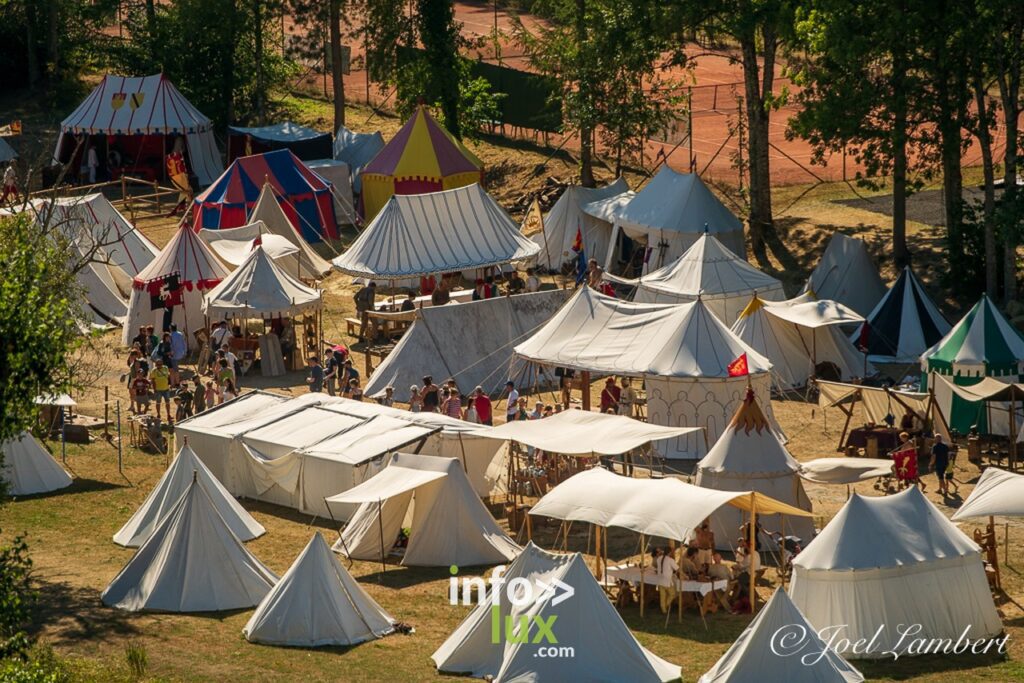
xmin=192 ymin=149 xmax=338 ymax=243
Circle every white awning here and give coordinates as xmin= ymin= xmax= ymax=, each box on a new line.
xmin=798 ymin=457 xmax=893 ymax=484
xmin=763 ymin=298 xmax=864 ymax=328
xmin=325 ymin=466 xmax=446 ymax=504
xmin=952 ymin=467 xmax=1024 ymax=520
xmin=471 ymin=409 xmax=700 ymax=455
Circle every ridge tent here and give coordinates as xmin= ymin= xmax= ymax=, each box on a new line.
xmin=921 ymin=294 xmax=1024 ymax=433
xmin=53 ymin=73 xmax=223 ymax=186
xmin=360 ymin=105 xmax=483 ymax=221
xmin=854 ymin=266 xmax=950 ymax=365
xmin=333 ymin=126 xmax=385 ymax=193
xmin=243 ymin=183 xmax=333 ymax=278
xmin=363 ymin=290 xmax=570 ymax=399
xmin=699 ymin=588 xmax=864 ymax=683
xmin=243 ymin=532 xmax=395 ymax=647
xmin=801 ymin=234 xmax=886 ymax=317
xmin=327 ymin=453 xmax=520 ymax=567
xmin=113 ymin=444 xmax=264 ymax=548
xmin=1 ymin=432 xmax=72 ymax=496
xmin=623 ymin=232 xmax=785 ymax=325
xmin=731 ymin=294 xmax=873 ymax=390
xmin=332 ymin=184 xmax=540 ymax=280
xmin=513 ymin=286 xmax=779 ymax=459
xmin=529 ymin=178 xmax=630 ymax=271
xmin=432 ymin=542 xmax=681 ymax=683
xmin=101 ymin=477 xmax=278 ymax=612
xmin=120 ymin=223 xmax=230 ymax=348
xmin=227 ymin=121 xmax=331 ymax=162
xmin=605 ymin=166 xmax=745 ymax=274
xmin=192 ymin=149 xmax=338 ymax=243
xmin=695 ymin=390 xmax=815 ymax=549
xmin=789 ymin=487 xmax=1002 ymax=659
xmin=202 ymin=244 xmax=322 ymax=318
xmin=306 ymin=158 xmax=358 ymax=225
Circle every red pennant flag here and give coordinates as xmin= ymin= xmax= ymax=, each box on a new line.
xmin=727 ymin=353 xmax=749 ymax=377
xmin=252 ymin=235 xmax=263 ymax=250
xmin=572 ymin=224 xmax=583 ymax=253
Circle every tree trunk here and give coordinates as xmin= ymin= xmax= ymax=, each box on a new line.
xmin=891 ymin=55 xmax=910 ymax=266
xmin=254 ymin=0 xmax=265 ymax=124
xmin=47 ymin=0 xmax=59 ymax=80
xmin=938 ymin=82 xmax=963 ymax=266
xmin=973 ymin=75 xmax=998 ymax=297
xmin=146 ymin=0 xmax=156 ymax=31
xmin=740 ymin=24 xmax=775 ymax=251
xmin=576 ymin=0 xmax=595 ymax=187
xmin=329 ymin=0 xmax=345 ymax=130
xmin=998 ymin=71 xmax=1020 ymax=302
xmin=224 ymin=0 xmax=237 ymax=126
xmin=25 ymin=1 xmax=40 ymax=86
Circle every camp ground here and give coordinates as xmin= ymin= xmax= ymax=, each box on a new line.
xmin=6 ymin=7 xmax=1024 ymax=680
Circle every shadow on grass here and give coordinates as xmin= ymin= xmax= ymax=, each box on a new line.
xmin=30 ymin=578 xmax=141 ymax=644
xmin=619 ymin=604 xmax=749 ymax=643
xmin=854 ymin=649 xmax=1009 ymax=681
xmin=10 ymin=477 xmax=125 ymax=502
xmin=240 ymin=499 xmax=339 ymax=531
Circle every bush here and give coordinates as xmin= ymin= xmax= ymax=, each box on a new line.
xmin=0 ymin=646 xmax=71 ymax=683
xmin=0 ymin=534 xmax=34 ymax=660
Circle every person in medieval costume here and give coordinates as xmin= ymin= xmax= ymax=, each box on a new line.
xmin=166 ymin=137 xmax=191 ymax=217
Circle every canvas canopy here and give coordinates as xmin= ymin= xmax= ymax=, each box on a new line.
xmin=328 ymin=453 xmax=520 ymax=567
xmin=605 ymin=166 xmax=745 ymax=273
xmin=432 ymin=542 xmax=681 ymax=683
xmin=699 ymin=588 xmax=864 ymax=683
xmin=1 ymin=432 xmax=72 ymax=497
xmin=120 ymin=223 xmax=229 ymax=347
xmin=530 ymin=178 xmax=630 ymax=271
xmin=53 ymin=73 xmax=223 ymax=185
xmin=360 ymin=105 xmax=483 ymax=220
xmin=625 ymin=232 xmax=785 ymax=325
xmin=801 ymin=234 xmax=886 ymax=317
xmin=732 ymin=294 xmax=873 ymax=390
xmin=530 ymin=468 xmax=812 ymax=542
xmin=175 ymin=392 xmax=505 ymax=518
xmin=202 ymin=244 xmax=322 ymax=319
xmin=514 ymin=286 xmax=779 ymax=458
xmin=952 ymin=467 xmax=1024 ymax=519
xmin=193 ymin=149 xmax=338 ymax=243
xmin=113 ymin=444 xmax=264 ymax=547
xmin=332 ymin=183 xmax=540 ymax=279
xmin=474 ymin=408 xmax=700 ymax=455
xmin=228 ymin=121 xmax=331 ymax=161
xmin=798 ymin=458 xmax=893 ymax=485
xmin=790 ymin=487 xmax=1002 ymax=659
xmin=101 ymin=478 xmax=278 ymax=612
xmin=696 ymin=390 xmax=815 ymax=548
xmin=201 ymin=222 xmax=300 ymax=265
xmin=306 ymin=158 xmax=358 ymax=225
xmin=854 ymin=266 xmax=950 ymax=364
xmin=363 ymin=290 xmax=569 ymax=399
xmin=243 ymin=532 xmax=395 ymax=647
xmin=334 ymin=126 xmax=385 ymax=193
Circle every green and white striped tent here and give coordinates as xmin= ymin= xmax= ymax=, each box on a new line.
xmin=922 ymin=294 xmax=1024 ymax=433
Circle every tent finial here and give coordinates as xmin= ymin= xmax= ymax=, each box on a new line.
xmin=703 ymin=222 xmax=709 ymax=234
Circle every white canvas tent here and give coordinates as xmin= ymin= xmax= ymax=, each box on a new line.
xmin=200 ymin=222 xmax=300 ymax=267
xmin=732 ymin=294 xmax=873 ymax=390
xmin=1 ymin=432 xmax=72 ymax=496
xmin=54 ymin=73 xmax=223 ymax=186
xmin=243 ymin=532 xmax=395 ymax=647
xmin=364 ymin=290 xmax=570 ymax=399
xmin=696 ymin=391 xmax=815 ymax=549
xmin=101 ymin=477 xmax=278 ymax=612
xmin=333 ymin=126 xmax=385 ymax=193
xmin=245 ymin=183 xmax=332 ymax=278
xmin=514 ymin=286 xmax=779 ymax=459
xmin=699 ymin=588 xmax=864 ymax=683
xmin=432 ymin=542 xmax=681 ymax=683
xmin=622 ymin=232 xmax=785 ymax=325
xmin=802 ymin=234 xmax=886 ymax=317
xmin=328 ymin=453 xmax=520 ymax=567
xmin=113 ymin=444 xmax=264 ymax=548
xmin=789 ymin=487 xmax=1002 ymax=659
xmin=853 ymin=266 xmax=950 ymax=365
xmin=605 ymin=166 xmax=745 ymax=274
xmin=202 ymin=244 xmax=322 ymax=319
xmin=332 ymin=184 xmax=540 ymax=279
xmin=307 ymin=158 xmax=358 ymax=225
xmin=175 ymin=392 xmax=505 ymax=519
xmin=121 ymin=223 xmax=230 ymax=347
xmin=952 ymin=465 xmax=1024 ymax=520
xmin=530 ymin=178 xmax=630 ymax=271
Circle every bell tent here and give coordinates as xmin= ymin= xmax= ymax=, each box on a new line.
xmin=1 ymin=432 xmax=72 ymax=497
xmin=202 ymin=244 xmax=322 ymax=320
xmin=529 ymin=178 xmax=630 ymax=271
xmin=853 ymin=266 xmax=950 ymax=365
xmin=801 ymin=234 xmax=886 ymax=317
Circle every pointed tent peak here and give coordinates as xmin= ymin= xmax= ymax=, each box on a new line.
xmin=727 ymin=389 xmax=770 ymax=434
xmin=738 ymin=292 xmax=766 ymax=319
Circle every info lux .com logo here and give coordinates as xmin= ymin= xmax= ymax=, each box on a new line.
xmin=449 ymin=565 xmax=577 ymax=659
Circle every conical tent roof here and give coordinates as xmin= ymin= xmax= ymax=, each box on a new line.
xmin=202 ymin=245 xmax=322 ymax=318
xmin=699 ymin=588 xmax=864 ymax=683
xmin=922 ymin=293 xmax=1024 ymax=377
xmin=102 ymin=478 xmax=278 ymax=612
xmin=855 ymin=266 xmax=950 ymax=364
xmin=113 ymin=444 xmax=264 ymax=548
xmin=1 ymin=432 xmax=72 ymax=496
xmin=244 ymin=533 xmax=395 ymax=647
xmin=530 ymin=178 xmax=630 ymax=271
xmin=633 ymin=233 xmax=786 ymax=324
xmin=433 ymin=542 xmax=681 ymax=682
xmin=249 ymin=183 xmax=333 ymax=277
xmin=802 ymin=234 xmax=886 ymax=316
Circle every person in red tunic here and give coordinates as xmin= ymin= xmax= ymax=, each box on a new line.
xmin=891 ymin=431 xmax=923 ymax=491
xmin=166 ymin=137 xmax=191 ymax=217
xmin=600 ymin=377 xmax=621 ymax=414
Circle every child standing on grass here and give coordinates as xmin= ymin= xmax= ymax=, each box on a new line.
xmin=131 ymin=369 xmax=150 ymax=415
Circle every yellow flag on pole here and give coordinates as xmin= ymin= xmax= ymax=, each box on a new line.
xmin=521 ymin=197 xmax=544 ymax=236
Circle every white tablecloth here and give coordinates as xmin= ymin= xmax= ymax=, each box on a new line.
xmin=606 ymin=565 xmax=728 ymax=595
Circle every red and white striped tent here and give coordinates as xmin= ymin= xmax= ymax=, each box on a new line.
xmin=53 ymin=73 xmax=223 ymax=186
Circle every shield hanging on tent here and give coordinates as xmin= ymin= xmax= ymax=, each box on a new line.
xmin=111 ymin=93 xmax=126 ymax=110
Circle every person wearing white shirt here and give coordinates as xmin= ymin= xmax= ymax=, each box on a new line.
xmin=86 ymin=145 xmax=99 ymax=184
xmin=653 ymin=547 xmax=678 ymax=614
xmin=211 ymin=321 xmax=231 ymax=349
xmin=525 ymin=268 xmax=540 ymax=293
xmin=503 ymin=381 xmax=519 ymax=422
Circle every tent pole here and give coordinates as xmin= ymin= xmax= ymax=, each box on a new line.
xmin=602 ymin=525 xmax=608 ymax=591
xmin=749 ymin=493 xmax=757 ymax=614
xmin=581 ymin=371 xmax=591 ymax=411
xmin=639 ymin=532 xmax=646 ymax=619
xmin=457 ymin=432 xmax=469 ymax=474
xmin=377 ymin=497 xmax=386 ymax=581
xmin=1010 ymin=394 xmax=1017 ymax=471
xmin=593 ymin=525 xmax=601 ymax=575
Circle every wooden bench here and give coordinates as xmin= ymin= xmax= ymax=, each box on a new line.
xmin=345 ymin=317 xmax=362 ymax=336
